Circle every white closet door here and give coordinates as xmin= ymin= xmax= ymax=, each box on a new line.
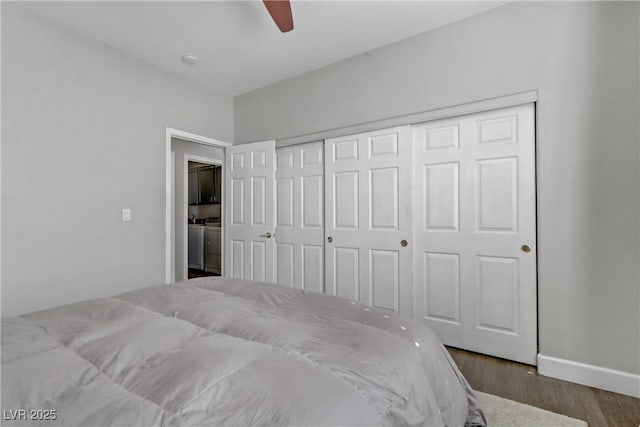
xmin=275 ymin=142 xmax=325 ymax=292
xmin=325 ymin=126 xmax=412 ymax=314
xmin=225 ymin=140 xmax=276 ymax=282
xmin=412 ymin=103 xmax=537 ymax=364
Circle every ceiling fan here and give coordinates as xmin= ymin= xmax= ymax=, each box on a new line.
xmin=263 ymin=0 xmax=294 ymax=33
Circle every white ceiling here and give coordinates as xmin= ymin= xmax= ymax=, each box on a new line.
xmin=17 ymin=1 xmax=506 ymax=96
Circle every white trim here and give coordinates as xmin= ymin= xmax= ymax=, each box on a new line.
xmin=538 ymin=354 xmax=640 ymax=398
xmin=170 ymin=151 xmax=175 ymax=281
xmin=0 ymin=3 xmax=3 ymax=303
xmin=165 ymin=127 xmax=231 ymax=284
xmin=168 ymin=128 xmax=232 ymax=148
xmin=183 ymin=154 xmax=223 ymax=281
xmin=275 ymin=90 xmax=538 ymax=147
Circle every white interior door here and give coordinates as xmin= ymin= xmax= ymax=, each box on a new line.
xmin=275 ymin=141 xmax=325 ymax=292
xmin=325 ymin=126 xmax=412 ymax=313
xmin=412 ymin=103 xmax=537 ymax=364
xmin=225 ymin=140 xmax=276 ymax=282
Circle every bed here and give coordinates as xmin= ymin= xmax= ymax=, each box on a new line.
xmin=1 ymin=277 xmax=486 ymax=426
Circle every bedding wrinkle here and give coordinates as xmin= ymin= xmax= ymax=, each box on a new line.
xmin=190 ymin=282 xmax=467 ymax=425
xmin=4 ymin=330 xmax=172 ymax=416
xmin=174 ymin=304 xmax=391 ymax=424
xmin=1 ymin=277 xmax=485 ymax=426
xmin=176 ymin=349 xmax=273 ymax=412
xmin=190 ymin=280 xmax=481 ymax=426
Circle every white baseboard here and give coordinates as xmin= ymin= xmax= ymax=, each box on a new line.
xmin=537 ymin=354 xmax=640 ymax=398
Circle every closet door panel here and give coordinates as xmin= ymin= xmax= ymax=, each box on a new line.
xmin=275 ymin=141 xmax=325 ymax=292
xmin=302 ymin=176 xmax=323 ymax=228
xmin=325 ymin=126 xmax=412 ymax=315
xmin=412 ymin=103 xmax=537 ymax=365
xmin=302 ymin=244 xmax=324 ymax=293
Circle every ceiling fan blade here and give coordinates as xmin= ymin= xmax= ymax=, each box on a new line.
xmin=263 ymin=0 xmax=294 ymax=33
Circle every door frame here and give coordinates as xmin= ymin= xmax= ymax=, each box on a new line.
xmin=165 ymin=127 xmax=231 ymax=284
xmin=275 ymin=92 xmax=540 ymax=363
xmin=276 ymin=90 xmax=538 ymax=147
xmin=183 ymin=154 xmax=223 ymax=280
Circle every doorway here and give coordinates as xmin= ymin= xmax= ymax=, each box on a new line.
xmin=165 ymin=128 xmax=231 ymax=283
xmin=186 ymin=159 xmax=223 ymax=279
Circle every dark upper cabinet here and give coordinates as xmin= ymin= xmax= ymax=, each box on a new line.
xmin=188 ymin=170 xmax=199 ymax=205
xmin=213 ymin=167 xmax=222 ymax=204
xmin=198 ymin=167 xmax=215 ymax=204
xmin=189 ymin=165 xmax=221 ymax=205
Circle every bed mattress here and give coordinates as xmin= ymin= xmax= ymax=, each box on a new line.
xmin=2 ymin=277 xmax=486 ymax=426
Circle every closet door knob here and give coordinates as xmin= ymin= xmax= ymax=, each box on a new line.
xmin=260 ymin=232 xmax=272 ymax=238
xmin=400 ymin=240 xmax=408 ymax=247
xmin=327 ymin=236 xmax=333 ymax=243
xmin=521 ymin=244 xmax=531 ymax=253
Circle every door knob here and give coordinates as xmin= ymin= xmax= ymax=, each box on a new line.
xmin=260 ymin=232 xmax=272 ymax=238
xmin=400 ymin=240 xmax=408 ymax=247
xmin=327 ymin=236 xmax=333 ymax=243
xmin=521 ymin=244 xmax=532 ymax=253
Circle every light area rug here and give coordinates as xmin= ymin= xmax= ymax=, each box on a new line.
xmin=477 ymin=391 xmax=588 ymax=427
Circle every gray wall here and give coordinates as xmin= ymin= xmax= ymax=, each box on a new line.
xmin=171 ymin=138 xmax=224 ymax=282
xmin=235 ymin=1 xmax=640 ymax=374
xmin=1 ymin=5 xmax=233 ymax=315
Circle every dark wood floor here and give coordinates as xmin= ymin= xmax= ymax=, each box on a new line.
xmin=187 ymin=269 xmax=220 ymax=279
xmin=448 ymin=347 xmax=640 ymax=427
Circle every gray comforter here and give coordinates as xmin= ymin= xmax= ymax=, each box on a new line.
xmin=2 ymin=277 xmax=486 ymax=426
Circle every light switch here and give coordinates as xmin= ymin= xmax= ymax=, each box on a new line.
xmin=122 ymin=208 xmax=131 ymax=222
